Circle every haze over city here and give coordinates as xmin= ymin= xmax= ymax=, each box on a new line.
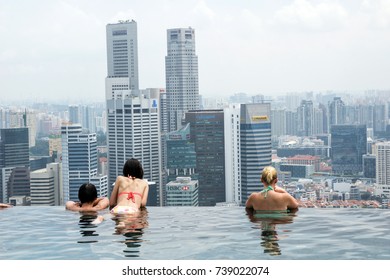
xmin=1 ymin=0 xmax=389 ymax=104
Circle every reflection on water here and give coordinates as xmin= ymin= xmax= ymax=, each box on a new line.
xmin=77 ymin=213 xmax=101 ymax=244
xmin=112 ymin=208 xmax=149 ymax=258
xmin=246 ymin=208 xmax=297 ymax=256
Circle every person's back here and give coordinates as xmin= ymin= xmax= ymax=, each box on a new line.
xmin=246 ymin=189 xmax=297 ymax=211
xmin=65 ymin=183 xmax=109 ymax=212
xmin=110 ymin=158 xmax=149 ymax=214
xmin=246 ymin=166 xmax=298 ymax=212
xmin=113 ymin=176 xmax=148 ymax=209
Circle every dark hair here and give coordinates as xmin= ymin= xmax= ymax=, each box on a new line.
xmin=78 ymin=183 xmax=98 ymax=205
xmin=123 ymin=158 xmax=144 ymax=179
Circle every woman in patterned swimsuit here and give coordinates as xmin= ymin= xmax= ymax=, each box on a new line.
xmin=109 ymin=158 xmax=149 ymax=214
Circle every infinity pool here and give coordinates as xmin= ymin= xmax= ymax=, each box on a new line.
xmin=0 ymin=206 xmax=389 ymax=260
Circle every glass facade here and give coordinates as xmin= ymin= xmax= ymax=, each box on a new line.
xmin=0 ymin=128 xmax=30 ymax=203
xmin=185 ymin=110 xmax=225 ymax=206
xmin=240 ymin=104 xmax=272 ymax=204
xmin=331 ymin=124 xmax=367 ymax=175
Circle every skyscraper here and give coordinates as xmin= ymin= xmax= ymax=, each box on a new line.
xmin=375 ymin=142 xmax=390 ymax=197
xmin=106 ymin=88 xmax=162 ymax=203
xmin=240 ymin=103 xmax=272 ymax=204
xmin=106 ymin=20 xmax=139 ymax=90
xmin=61 ymin=124 xmax=107 ymax=203
xmin=331 ymin=124 xmax=367 ymax=175
xmin=0 ymin=128 xmax=30 ymax=203
xmin=165 ymin=27 xmax=199 ymax=132
xmin=30 ymin=162 xmax=62 ymax=206
xmin=224 ymin=104 xmax=241 ymax=204
xmin=185 ymin=110 xmax=225 ymax=206
xmin=328 ymin=97 xmax=346 ymax=128
xmin=297 ymin=100 xmax=314 ymax=137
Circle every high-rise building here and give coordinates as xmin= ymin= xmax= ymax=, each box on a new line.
xmin=0 ymin=128 xmax=30 ymax=203
xmin=30 ymin=162 xmax=62 ymax=206
xmin=106 ymin=88 xmax=162 ymax=204
xmin=363 ymin=154 xmax=376 ymax=179
xmin=375 ymin=142 xmax=390 ymax=197
xmin=224 ymin=104 xmax=241 ymax=204
xmin=165 ymin=27 xmax=199 ymax=132
xmin=331 ymin=124 xmax=367 ymax=175
xmin=297 ymin=100 xmax=314 ymax=137
xmin=166 ymin=123 xmax=197 ymax=182
xmin=61 ymin=124 xmax=107 ymax=203
xmin=68 ymin=105 xmax=80 ymax=124
xmin=328 ymin=97 xmax=346 ymax=128
xmin=285 ymin=110 xmax=298 ymax=136
xmin=240 ymin=103 xmax=272 ymax=204
xmin=106 ymin=20 xmax=139 ymax=90
xmin=185 ymin=110 xmax=225 ymax=206
xmin=166 ymin=177 xmax=199 ymax=206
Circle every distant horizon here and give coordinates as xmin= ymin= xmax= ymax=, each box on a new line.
xmin=1 ymin=87 xmax=389 ymax=107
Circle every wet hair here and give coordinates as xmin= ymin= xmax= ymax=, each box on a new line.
xmin=123 ymin=158 xmax=144 ymax=179
xmin=78 ymin=183 xmax=98 ymax=205
xmin=261 ymin=166 xmax=278 ymax=186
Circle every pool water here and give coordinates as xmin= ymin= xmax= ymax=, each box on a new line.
xmin=0 ymin=206 xmax=389 ymax=260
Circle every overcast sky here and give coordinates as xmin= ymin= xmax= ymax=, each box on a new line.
xmin=0 ymin=0 xmax=389 ymax=104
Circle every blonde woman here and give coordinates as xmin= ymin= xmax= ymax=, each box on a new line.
xmin=245 ymin=166 xmax=299 ymax=212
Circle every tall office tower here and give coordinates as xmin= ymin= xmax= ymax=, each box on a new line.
xmin=285 ymin=110 xmax=298 ymax=136
xmin=318 ymin=103 xmax=328 ymax=134
xmin=345 ymin=105 xmax=359 ymax=125
xmin=166 ymin=123 xmax=197 ymax=181
xmin=271 ymin=109 xmax=286 ymax=137
xmin=68 ymin=105 xmax=80 ymax=124
xmin=166 ymin=177 xmax=199 ymax=206
xmin=297 ymin=100 xmax=314 ymax=137
xmin=373 ymin=104 xmax=387 ymax=136
xmin=106 ymin=20 xmax=139 ymax=90
xmin=240 ymin=103 xmax=272 ymax=204
xmin=80 ymin=105 xmax=97 ymax=133
xmin=328 ymin=97 xmax=346 ymax=128
xmin=61 ymin=124 xmax=107 ymax=203
xmin=358 ymin=104 xmax=374 ymax=130
xmin=375 ymin=142 xmax=390 ymax=197
xmin=185 ymin=110 xmax=225 ymax=206
xmin=165 ymin=27 xmax=199 ymax=132
xmin=0 ymin=128 xmax=30 ymax=203
xmin=30 ymin=163 xmax=62 ymax=206
xmin=331 ymin=124 xmax=367 ymax=175
xmin=165 ymin=123 xmax=197 ymax=206
xmin=106 ymin=88 xmax=162 ymax=204
xmin=363 ymin=154 xmax=376 ymax=179
xmin=224 ymin=104 xmax=241 ymax=204
xmin=313 ymin=107 xmax=325 ymax=135
xmin=285 ymin=94 xmax=301 ymax=111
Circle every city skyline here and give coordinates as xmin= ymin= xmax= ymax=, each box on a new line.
xmin=1 ymin=0 xmax=390 ymax=103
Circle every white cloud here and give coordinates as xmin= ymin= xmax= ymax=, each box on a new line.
xmin=360 ymin=0 xmax=390 ymax=28
xmin=193 ymin=0 xmax=216 ymax=20
xmin=273 ymin=0 xmax=348 ymax=31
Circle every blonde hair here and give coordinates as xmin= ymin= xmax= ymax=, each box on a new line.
xmin=261 ymin=166 xmax=277 ymax=186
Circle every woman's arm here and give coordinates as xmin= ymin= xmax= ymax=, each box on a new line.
xmin=93 ymin=197 xmax=109 ymax=210
xmin=286 ymin=195 xmax=299 ymax=210
xmin=109 ymin=177 xmax=121 ymax=209
xmin=141 ymin=183 xmax=149 ymax=207
xmin=245 ymin=194 xmax=253 ymax=208
xmin=65 ymin=201 xmax=81 ymax=211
